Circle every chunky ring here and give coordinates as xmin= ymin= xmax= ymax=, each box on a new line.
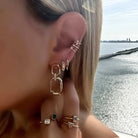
xmin=63 ymin=115 xmax=80 ymax=123
xmin=40 ymin=114 xmax=57 ymax=125
xmin=63 ymin=121 xmax=79 ymax=128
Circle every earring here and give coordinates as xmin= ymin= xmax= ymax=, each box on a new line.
xmin=66 ymin=59 xmax=69 ymax=71
xmin=62 ymin=61 xmax=66 ymax=72
xmin=70 ymin=40 xmax=82 ymax=53
xmin=50 ymin=64 xmax=63 ymax=96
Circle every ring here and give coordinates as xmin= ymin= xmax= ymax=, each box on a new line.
xmin=40 ymin=114 xmax=57 ymax=125
xmin=40 ymin=119 xmax=51 ymax=125
xmin=63 ymin=121 xmax=79 ymax=128
xmin=63 ymin=115 xmax=80 ymax=123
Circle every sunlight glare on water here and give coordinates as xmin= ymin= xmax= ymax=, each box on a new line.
xmin=93 ymin=44 xmax=138 ymax=137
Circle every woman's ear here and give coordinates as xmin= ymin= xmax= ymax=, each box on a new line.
xmin=48 ymin=12 xmax=87 ymax=67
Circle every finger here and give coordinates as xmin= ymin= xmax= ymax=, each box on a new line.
xmin=61 ymin=79 xmax=80 ymax=137
xmin=78 ymin=129 xmax=82 ymax=138
xmin=41 ymin=95 xmax=64 ymax=122
xmin=40 ymin=95 xmax=64 ymax=137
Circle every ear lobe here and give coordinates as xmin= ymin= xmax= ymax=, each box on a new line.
xmin=49 ymin=12 xmax=87 ymax=67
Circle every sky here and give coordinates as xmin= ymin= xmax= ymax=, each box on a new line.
xmin=101 ymin=0 xmax=138 ymax=41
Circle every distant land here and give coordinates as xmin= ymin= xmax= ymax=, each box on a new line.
xmin=101 ymin=39 xmax=138 ymax=43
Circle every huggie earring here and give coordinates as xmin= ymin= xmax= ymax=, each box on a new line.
xmin=50 ymin=64 xmax=63 ymax=96
xmin=62 ymin=61 xmax=66 ymax=72
xmin=70 ymin=40 xmax=82 ymax=53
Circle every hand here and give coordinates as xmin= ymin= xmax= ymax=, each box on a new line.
xmin=40 ymin=79 xmax=82 ymax=138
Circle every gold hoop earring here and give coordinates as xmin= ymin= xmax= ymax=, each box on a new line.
xmin=50 ymin=64 xmax=63 ymax=96
xmin=70 ymin=40 xmax=81 ymax=53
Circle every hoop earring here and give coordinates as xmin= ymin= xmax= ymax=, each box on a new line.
xmin=70 ymin=40 xmax=81 ymax=53
xmin=50 ymin=64 xmax=63 ymax=96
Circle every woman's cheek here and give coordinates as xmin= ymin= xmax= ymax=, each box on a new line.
xmin=0 ymin=21 xmax=37 ymax=111
xmin=0 ymin=1 xmax=50 ymax=110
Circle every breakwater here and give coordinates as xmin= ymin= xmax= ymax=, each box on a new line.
xmin=99 ymin=47 xmax=138 ymax=60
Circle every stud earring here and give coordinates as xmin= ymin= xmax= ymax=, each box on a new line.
xmin=70 ymin=40 xmax=82 ymax=53
xmin=50 ymin=64 xmax=63 ymax=96
xmin=66 ymin=59 xmax=69 ymax=71
xmin=62 ymin=61 xmax=66 ymax=72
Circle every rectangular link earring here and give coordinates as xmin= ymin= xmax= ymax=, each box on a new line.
xmin=50 ymin=64 xmax=63 ymax=96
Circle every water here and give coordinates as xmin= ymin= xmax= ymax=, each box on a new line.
xmin=92 ymin=43 xmax=138 ymax=137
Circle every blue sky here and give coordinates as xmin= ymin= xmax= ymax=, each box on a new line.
xmin=101 ymin=0 xmax=138 ymax=41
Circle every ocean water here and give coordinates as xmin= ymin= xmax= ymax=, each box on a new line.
xmin=92 ymin=43 xmax=138 ymax=137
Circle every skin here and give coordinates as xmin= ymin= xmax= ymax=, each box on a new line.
xmin=0 ymin=0 xmax=118 ymax=137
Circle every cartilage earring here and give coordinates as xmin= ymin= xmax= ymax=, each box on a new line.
xmin=70 ymin=40 xmax=82 ymax=53
xmin=62 ymin=61 xmax=66 ymax=72
xmin=66 ymin=59 xmax=69 ymax=71
xmin=50 ymin=64 xmax=63 ymax=96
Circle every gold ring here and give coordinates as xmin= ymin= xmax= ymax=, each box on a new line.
xmin=40 ymin=119 xmax=51 ymax=125
xmin=40 ymin=114 xmax=57 ymax=125
xmin=63 ymin=115 xmax=80 ymax=123
xmin=63 ymin=121 xmax=79 ymax=128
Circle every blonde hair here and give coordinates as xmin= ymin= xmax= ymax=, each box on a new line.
xmin=0 ymin=0 xmax=102 ymax=135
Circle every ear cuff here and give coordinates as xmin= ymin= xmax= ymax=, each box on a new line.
xmin=61 ymin=40 xmax=81 ymax=72
xmin=70 ymin=40 xmax=82 ymax=53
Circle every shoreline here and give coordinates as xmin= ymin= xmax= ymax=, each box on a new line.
xmin=99 ymin=47 xmax=138 ymax=60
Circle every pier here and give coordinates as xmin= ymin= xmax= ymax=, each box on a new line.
xmin=99 ymin=47 xmax=138 ymax=60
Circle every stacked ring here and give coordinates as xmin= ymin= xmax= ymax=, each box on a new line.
xmin=40 ymin=114 xmax=57 ymax=125
xmin=61 ymin=115 xmax=80 ymax=128
xmin=63 ymin=121 xmax=79 ymax=128
xmin=63 ymin=115 xmax=80 ymax=123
